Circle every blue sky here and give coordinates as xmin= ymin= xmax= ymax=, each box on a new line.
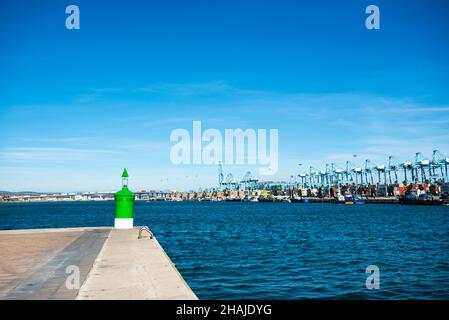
xmin=0 ymin=0 xmax=448 ymax=192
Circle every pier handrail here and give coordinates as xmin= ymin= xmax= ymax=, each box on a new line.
xmin=138 ymin=226 xmax=154 ymax=239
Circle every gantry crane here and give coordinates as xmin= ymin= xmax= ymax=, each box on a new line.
xmin=332 ymin=163 xmax=345 ymax=186
xmin=309 ymin=166 xmax=320 ymax=188
xmin=344 ymin=161 xmax=356 ymax=184
xmin=373 ymin=163 xmax=387 ymax=185
xmin=400 ymin=160 xmax=414 ymax=183
xmin=352 ymin=163 xmax=364 ymax=187
xmin=218 ymin=162 xmax=224 ymax=190
xmin=225 ymin=173 xmax=238 ymax=190
xmin=240 ymin=171 xmax=258 ymax=190
xmin=432 ymin=150 xmax=449 ymax=182
xmin=297 ymin=173 xmax=308 ymax=188
xmin=415 ymin=152 xmax=431 ymax=183
xmin=387 ymin=155 xmax=399 ymax=184
xmin=364 ymin=159 xmax=375 ymax=185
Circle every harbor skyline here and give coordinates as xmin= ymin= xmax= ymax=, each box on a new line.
xmin=1 ymin=0 xmax=449 ymax=192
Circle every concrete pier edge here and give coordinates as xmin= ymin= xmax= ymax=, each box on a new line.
xmin=0 ymin=227 xmax=197 ymax=300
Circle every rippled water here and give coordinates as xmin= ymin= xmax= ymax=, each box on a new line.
xmin=1 ymin=201 xmax=448 ymax=299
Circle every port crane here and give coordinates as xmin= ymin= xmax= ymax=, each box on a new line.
xmin=400 ymin=160 xmax=414 ymax=183
xmin=297 ymin=173 xmax=308 ymax=188
xmin=351 ymin=163 xmax=364 ymax=187
xmin=309 ymin=166 xmax=320 ymax=188
xmin=217 ymin=163 xmax=237 ymax=191
xmin=344 ymin=161 xmax=356 ymax=184
xmin=374 ymin=163 xmax=387 ymax=186
xmin=240 ymin=171 xmax=258 ymax=190
xmin=218 ymin=162 xmax=224 ymax=190
xmin=240 ymin=171 xmax=251 ymax=190
xmin=323 ymin=163 xmax=336 ymax=187
xmin=370 ymin=161 xmax=387 ymax=195
xmin=364 ymin=159 xmax=375 ymax=185
xmin=320 ymin=165 xmax=329 ymax=187
xmin=432 ymin=150 xmax=449 ymax=182
xmin=387 ymin=155 xmax=399 ymax=184
xmin=332 ymin=163 xmax=345 ymax=187
xmin=415 ymin=152 xmax=431 ymax=183
xmin=225 ymin=173 xmax=238 ymax=190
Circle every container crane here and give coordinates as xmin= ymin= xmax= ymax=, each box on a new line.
xmin=309 ymin=166 xmax=320 ymax=188
xmin=322 ymin=164 xmax=330 ymax=187
xmin=364 ymin=159 xmax=375 ymax=185
xmin=415 ymin=152 xmax=431 ymax=183
xmin=373 ymin=163 xmax=387 ymax=185
xmin=352 ymin=164 xmax=364 ymax=187
xmin=225 ymin=173 xmax=238 ymax=190
xmin=297 ymin=173 xmax=308 ymax=188
xmin=400 ymin=160 xmax=414 ymax=183
xmin=344 ymin=161 xmax=356 ymax=184
xmin=240 ymin=171 xmax=258 ymax=190
xmin=332 ymin=163 xmax=344 ymax=186
xmin=387 ymin=155 xmax=399 ymax=184
xmin=432 ymin=150 xmax=449 ymax=182
xmin=372 ymin=162 xmax=388 ymax=195
xmin=218 ymin=162 xmax=224 ymax=190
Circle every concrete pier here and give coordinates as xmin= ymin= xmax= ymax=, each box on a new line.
xmin=0 ymin=227 xmax=197 ymax=300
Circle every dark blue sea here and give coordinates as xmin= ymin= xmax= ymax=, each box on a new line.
xmin=0 ymin=201 xmax=448 ymax=299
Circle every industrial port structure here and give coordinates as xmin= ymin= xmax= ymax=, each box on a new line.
xmin=216 ymin=150 xmax=449 ymax=191
xmin=1 ymin=150 xmax=448 ymax=204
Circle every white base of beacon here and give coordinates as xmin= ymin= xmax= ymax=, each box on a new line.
xmin=114 ymin=218 xmax=133 ymax=229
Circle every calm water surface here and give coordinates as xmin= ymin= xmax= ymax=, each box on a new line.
xmin=1 ymin=201 xmax=448 ymax=299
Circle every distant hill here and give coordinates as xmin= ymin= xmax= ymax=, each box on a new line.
xmin=0 ymin=191 xmax=46 ymax=196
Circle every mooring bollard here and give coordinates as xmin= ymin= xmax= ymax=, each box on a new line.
xmin=114 ymin=168 xmax=135 ymax=229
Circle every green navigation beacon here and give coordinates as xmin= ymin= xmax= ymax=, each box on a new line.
xmin=114 ymin=168 xmax=135 ymax=229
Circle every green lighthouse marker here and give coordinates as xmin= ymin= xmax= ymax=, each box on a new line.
xmin=114 ymin=168 xmax=135 ymax=229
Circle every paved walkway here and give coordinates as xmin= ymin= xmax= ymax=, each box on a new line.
xmin=77 ymin=228 xmax=197 ymax=300
xmin=0 ymin=227 xmax=197 ymax=300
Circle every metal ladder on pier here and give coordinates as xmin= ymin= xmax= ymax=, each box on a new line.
xmin=138 ymin=226 xmax=154 ymax=239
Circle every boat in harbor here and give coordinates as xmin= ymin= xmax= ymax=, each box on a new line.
xmin=399 ymin=198 xmax=442 ymax=205
xmin=399 ymin=193 xmax=442 ymax=205
xmin=224 ymin=197 xmax=241 ymax=202
xmin=258 ymin=190 xmax=275 ymax=202
xmin=242 ymin=195 xmax=259 ymax=202
xmin=336 ymin=194 xmax=365 ymax=205
xmin=249 ymin=196 xmax=259 ymax=202
xmin=398 ymin=187 xmax=443 ymax=205
xmin=273 ymin=196 xmax=287 ymax=202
